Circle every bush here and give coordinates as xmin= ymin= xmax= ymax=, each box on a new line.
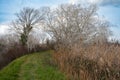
xmin=52 ymin=42 xmax=120 ymax=80
xmin=0 ymin=43 xmax=28 ymax=69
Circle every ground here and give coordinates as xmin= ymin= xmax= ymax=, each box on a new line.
xmin=0 ymin=51 xmax=66 ymax=80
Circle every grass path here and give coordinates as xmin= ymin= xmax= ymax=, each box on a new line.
xmin=0 ymin=51 xmax=66 ymax=80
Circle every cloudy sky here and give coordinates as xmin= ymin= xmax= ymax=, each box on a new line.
xmin=0 ymin=0 xmax=120 ymax=39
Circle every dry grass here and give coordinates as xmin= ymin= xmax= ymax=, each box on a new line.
xmin=52 ymin=42 xmax=120 ymax=80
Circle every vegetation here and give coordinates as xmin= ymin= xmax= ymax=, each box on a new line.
xmin=0 ymin=51 xmax=66 ymax=80
xmin=51 ymin=43 xmax=120 ymax=80
xmin=45 ymin=4 xmax=120 ymax=80
xmin=11 ymin=7 xmax=47 ymax=46
xmin=0 ymin=3 xmax=120 ymax=80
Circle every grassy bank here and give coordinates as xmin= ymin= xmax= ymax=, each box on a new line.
xmin=0 ymin=51 xmax=66 ymax=80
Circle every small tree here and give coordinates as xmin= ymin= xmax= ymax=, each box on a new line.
xmin=11 ymin=7 xmax=46 ymax=46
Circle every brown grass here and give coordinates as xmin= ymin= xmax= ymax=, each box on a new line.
xmin=52 ymin=42 xmax=120 ymax=80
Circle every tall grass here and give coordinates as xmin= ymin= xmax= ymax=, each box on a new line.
xmin=52 ymin=42 xmax=120 ymax=80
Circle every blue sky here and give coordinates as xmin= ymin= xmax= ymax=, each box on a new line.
xmin=0 ymin=0 xmax=120 ymax=39
xmin=0 ymin=0 xmax=69 ymax=23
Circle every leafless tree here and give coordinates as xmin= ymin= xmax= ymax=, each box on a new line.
xmin=44 ymin=4 xmax=111 ymax=49
xmin=11 ymin=7 xmax=47 ymax=46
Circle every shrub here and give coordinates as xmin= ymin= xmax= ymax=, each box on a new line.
xmin=52 ymin=42 xmax=120 ymax=80
xmin=0 ymin=43 xmax=28 ymax=69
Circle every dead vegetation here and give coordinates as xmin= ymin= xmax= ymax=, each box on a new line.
xmin=45 ymin=4 xmax=120 ymax=80
xmin=51 ymin=42 xmax=120 ymax=80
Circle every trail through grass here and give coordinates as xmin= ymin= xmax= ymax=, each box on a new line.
xmin=0 ymin=51 xmax=66 ymax=80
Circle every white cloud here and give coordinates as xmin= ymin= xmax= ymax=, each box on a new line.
xmin=69 ymin=0 xmax=120 ymax=6
xmin=88 ymin=0 xmax=102 ymax=4
xmin=0 ymin=24 xmax=9 ymax=34
xmin=69 ymin=0 xmax=101 ymax=5
xmin=69 ymin=0 xmax=79 ymax=4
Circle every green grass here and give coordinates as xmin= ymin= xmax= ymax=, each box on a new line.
xmin=0 ymin=51 xmax=66 ymax=80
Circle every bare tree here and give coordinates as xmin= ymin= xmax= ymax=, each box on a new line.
xmin=44 ymin=4 xmax=111 ymax=49
xmin=11 ymin=7 xmax=47 ymax=46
